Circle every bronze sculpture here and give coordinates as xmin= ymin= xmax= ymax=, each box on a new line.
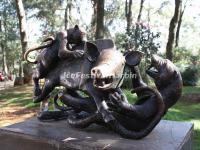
xmin=24 ymin=25 xmax=86 ymax=98
xmin=25 ymin=27 xmax=182 ymax=139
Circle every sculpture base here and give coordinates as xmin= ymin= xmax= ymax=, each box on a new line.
xmin=0 ymin=118 xmax=193 ymax=150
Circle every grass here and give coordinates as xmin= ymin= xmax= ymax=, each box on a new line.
xmin=182 ymin=86 xmax=200 ymax=94
xmin=164 ymin=102 xmax=200 ymax=150
xmin=0 ymin=85 xmax=39 ymax=109
xmin=0 ymin=85 xmax=199 ymax=149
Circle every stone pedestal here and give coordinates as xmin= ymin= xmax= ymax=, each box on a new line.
xmin=0 ymin=118 xmax=193 ymax=150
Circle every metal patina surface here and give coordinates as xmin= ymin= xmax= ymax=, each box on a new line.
xmin=23 ymin=26 xmax=183 ymax=139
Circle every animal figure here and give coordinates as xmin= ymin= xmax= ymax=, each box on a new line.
xmin=26 ymin=34 xmax=182 ymax=139
xmin=56 ymin=54 xmax=182 ymax=139
xmin=24 ymin=25 xmax=86 ymax=97
xmin=32 ymin=39 xmax=150 ymax=125
xmin=146 ymin=55 xmax=183 ymax=110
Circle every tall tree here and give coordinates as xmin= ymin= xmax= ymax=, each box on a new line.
xmin=24 ymin=0 xmax=63 ymax=34
xmin=166 ymin=0 xmax=182 ymax=61
xmin=175 ymin=0 xmax=189 ymax=47
xmin=135 ymin=0 xmax=145 ymax=49
xmin=87 ymin=0 xmax=97 ymax=40
xmin=0 ymin=0 xmax=20 ymax=77
xmin=15 ymin=0 xmax=32 ymax=84
xmin=95 ymin=0 xmax=105 ymax=39
xmin=0 ymin=20 xmax=8 ymax=75
xmin=64 ymin=0 xmax=72 ymax=30
xmin=137 ymin=0 xmax=145 ymax=23
xmin=125 ymin=0 xmax=132 ymax=34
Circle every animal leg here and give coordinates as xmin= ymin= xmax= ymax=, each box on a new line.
xmin=59 ymin=91 xmax=97 ymax=113
xmin=33 ymin=79 xmax=56 ymax=103
xmin=86 ymin=82 xmax=116 ymax=123
xmin=32 ymin=71 xmax=41 ymax=96
xmin=106 ymin=86 xmax=165 ymax=139
xmin=131 ymin=66 xmax=147 ymax=88
xmin=109 ymin=87 xmax=161 ymax=120
xmin=130 ymin=66 xmax=153 ymax=101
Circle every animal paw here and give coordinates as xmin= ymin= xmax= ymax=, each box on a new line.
xmin=73 ymin=50 xmax=84 ymax=58
xmin=109 ymin=92 xmax=125 ymax=107
xmin=100 ymin=109 xmax=115 ymax=123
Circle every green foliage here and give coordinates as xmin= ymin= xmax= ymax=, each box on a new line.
xmin=0 ymin=0 xmax=21 ymax=74
xmin=128 ymin=24 xmax=160 ymax=58
xmin=174 ymin=47 xmax=200 ymax=86
xmin=24 ymin=0 xmax=64 ymax=34
xmin=115 ymin=23 xmax=161 ymax=85
xmin=115 ymin=23 xmax=160 ymax=55
xmin=173 ymin=47 xmax=200 ymax=64
xmin=181 ymin=65 xmax=200 ymax=86
xmin=182 ymin=86 xmax=200 ymax=94
xmin=122 ymin=89 xmax=137 ymax=103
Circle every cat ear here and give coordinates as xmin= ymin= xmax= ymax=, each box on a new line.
xmin=74 ymin=25 xmax=79 ymax=30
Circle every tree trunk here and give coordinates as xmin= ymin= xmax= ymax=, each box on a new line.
xmin=0 ymin=20 xmax=8 ymax=75
xmin=89 ymin=0 xmax=97 ymax=40
xmin=2 ymin=45 xmax=8 ymax=75
xmin=135 ymin=0 xmax=145 ymax=50
xmin=15 ymin=0 xmax=32 ymax=84
xmin=125 ymin=0 xmax=133 ymax=34
xmin=166 ymin=0 xmax=182 ymax=61
xmin=175 ymin=0 xmax=188 ymax=47
xmin=64 ymin=0 xmax=72 ymax=30
xmin=64 ymin=5 xmax=68 ymax=30
xmin=137 ymin=0 xmax=145 ymax=23
xmin=95 ymin=0 xmax=104 ymax=39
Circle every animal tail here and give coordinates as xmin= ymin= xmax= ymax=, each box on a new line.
xmin=24 ymin=36 xmax=54 ymax=64
xmin=42 ymin=36 xmax=55 ymax=43
xmin=109 ymin=86 xmax=165 ymax=139
xmin=67 ymin=112 xmax=100 ymax=129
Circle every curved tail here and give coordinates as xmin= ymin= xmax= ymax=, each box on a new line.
xmin=110 ymin=86 xmax=165 ymax=139
xmin=24 ymin=36 xmax=54 ymax=64
xmin=42 ymin=36 xmax=55 ymax=43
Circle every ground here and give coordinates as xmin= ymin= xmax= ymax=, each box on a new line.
xmin=0 ymin=80 xmax=14 ymax=90
xmin=0 ymin=85 xmax=200 ymax=149
xmin=0 ymin=85 xmax=38 ymax=127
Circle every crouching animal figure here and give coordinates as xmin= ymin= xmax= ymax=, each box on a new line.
xmin=24 ymin=25 xmax=86 ymax=97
